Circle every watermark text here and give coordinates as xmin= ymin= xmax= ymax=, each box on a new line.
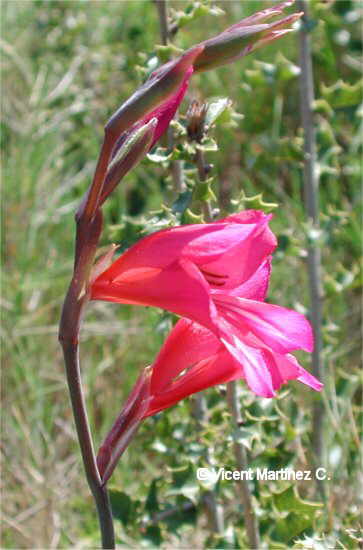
xmin=196 ymin=467 xmax=330 ymax=482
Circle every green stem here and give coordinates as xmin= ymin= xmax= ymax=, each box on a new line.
xmin=154 ymin=0 xmax=169 ymax=45
xmin=226 ymin=381 xmax=260 ymax=549
xmin=196 ymin=147 xmax=213 ymax=221
xmin=297 ymin=0 xmax=325 ymax=496
xmin=155 ymin=0 xmax=185 ymax=194
xmin=192 ymin=144 xmax=224 ymax=535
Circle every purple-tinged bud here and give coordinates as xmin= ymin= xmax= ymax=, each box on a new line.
xmin=99 ymin=118 xmax=158 ymax=205
xmin=192 ymin=2 xmax=302 ymax=73
xmin=105 ymin=46 xmax=204 ymax=140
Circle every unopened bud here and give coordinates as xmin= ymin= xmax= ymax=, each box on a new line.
xmin=99 ymin=118 xmax=157 ymax=205
xmin=192 ymin=2 xmax=302 ymax=73
xmin=105 ymin=46 xmax=204 ymax=139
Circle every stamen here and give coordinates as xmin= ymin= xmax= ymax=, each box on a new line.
xmin=200 ymin=269 xmax=228 ymax=279
xmin=200 ymin=268 xmax=228 ymax=287
xmin=206 ymin=280 xmax=226 ymax=287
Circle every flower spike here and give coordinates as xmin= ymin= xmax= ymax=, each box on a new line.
xmin=80 ymin=2 xmax=303 ymax=219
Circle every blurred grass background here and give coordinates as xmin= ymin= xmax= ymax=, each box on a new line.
xmin=2 ymin=0 xmax=362 ymax=548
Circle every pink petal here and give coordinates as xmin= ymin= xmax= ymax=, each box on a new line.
xmin=91 ymin=258 xmax=217 ymax=332
xmin=221 ymin=336 xmax=275 ymax=397
xmin=93 ymin=223 xmax=235 ymax=277
xmin=262 ymin=348 xmax=300 ymax=390
xmin=92 ymin=210 xmax=276 ymax=292
xmin=214 ymin=295 xmax=314 ymax=354
xmin=145 ymin=350 xmax=240 ymax=417
xmin=187 ymin=212 xmax=276 ymax=289
xmin=142 ymin=66 xmax=193 ymax=148
xmin=225 ymin=1 xmax=295 ymax=31
xmin=183 ymin=222 xmax=258 ymax=263
xmin=263 ymin=349 xmax=323 ymax=392
xmin=297 ymin=366 xmax=324 ymax=392
xmin=150 ymin=318 xmax=221 ymax=394
xmin=212 ymin=257 xmax=271 ymax=301
xmin=217 ymin=209 xmax=273 ymax=225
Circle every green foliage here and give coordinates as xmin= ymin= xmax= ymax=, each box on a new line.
xmin=170 ymin=1 xmax=225 ymax=31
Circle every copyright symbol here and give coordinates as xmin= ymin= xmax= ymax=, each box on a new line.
xmin=197 ymin=468 xmax=209 ymax=481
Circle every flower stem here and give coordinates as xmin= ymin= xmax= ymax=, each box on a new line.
xmin=226 ymin=381 xmax=260 ymax=549
xmin=59 ymin=211 xmax=115 ymax=548
xmin=297 ymin=0 xmax=325 ymax=492
xmin=61 ymin=337 xmax=115 ymax=548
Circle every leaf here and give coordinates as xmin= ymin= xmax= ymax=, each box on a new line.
xmin=232 ymin=427 xmax=256 ymax=451
xmin=197 ymin=137 xmax=218 ymax=152
xmin=272 ymin=514 xmax=313 ymax=544
xmin=155 ymin=43 xmax=183 ymax=63
xmin=193 ymin=178 xmax=216 ymax=202
xmin=313 ymin=99 xmax=334 ymax=118
xmin=171 ymin=2 xmax=224 ymax=30
xmin=109 ymin=490 xmax=133 ymax=526
xmin=182 ymin=209 xmax=204 ymax=224
xmin=270 ymin=486 xmax=322 ymax=543
xmin=147 ymin=147 xmax=173 ymax=163
xmin=167 ymin=462 xmax=199 ymax=502
xmin=204 ymin=98 xmax=231 ymax=128
xmin=163 ymin=496 xmax=197 ymax=532
xmin=322 ymin=79 xmax=363 ymax=108
xmin=274 ymin=53 xmax=300 ymax=82
xmin=145 ymin=479 xmax=160 ymax=514
xmin=232 ymin=191 xmax=278 ymax=213
xmin=273 ymin=486 xmax=322 ymax=516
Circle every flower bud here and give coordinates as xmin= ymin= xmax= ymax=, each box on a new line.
xmin=105 ymin=46 xmax=204 ymax=139
xmin=192 ymin=2 xmax=302 ymax=73
xmin=99 ymin=118 xmax=158 ymax=205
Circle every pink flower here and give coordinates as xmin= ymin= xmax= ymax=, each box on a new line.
xmin=145 ymin=320 xmax=322 ymax=419
xmin=95 ymin=253 xmax=322 ymax=483
xmin=91 ymin=210 xmax=277 ymax=328
xmin=91 ymin=210 xmax=321 ymax=399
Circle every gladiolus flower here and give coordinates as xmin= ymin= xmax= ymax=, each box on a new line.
xmin=91 ymin=210 xmax=278 ymax=330
xmin=91 ymin=209 xmax=322 ymax=397
xmin=96 ymin=255 xmax=322 ymax=483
